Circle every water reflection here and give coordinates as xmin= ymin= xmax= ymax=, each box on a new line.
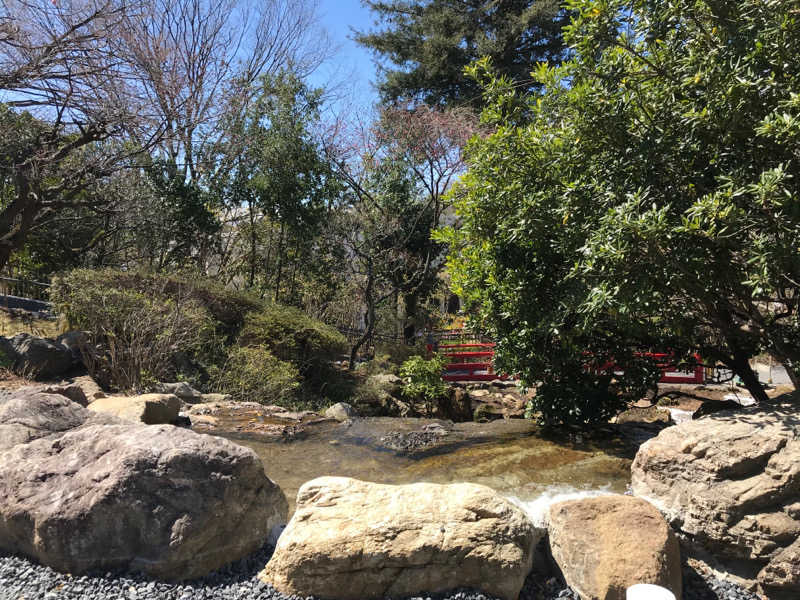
xmin=215 ymin=417 xmax=633 ymax=514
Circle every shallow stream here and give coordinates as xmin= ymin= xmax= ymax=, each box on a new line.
xmin=213 ymin=416 xmax=634 ymax=519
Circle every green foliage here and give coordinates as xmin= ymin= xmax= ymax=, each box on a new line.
xmin=144 ymin=159 xmax=222 ymax=268
xmin=444 ymin=0 xmax=800 ymax=421
xmin=211 ymin=71 xmax=341 ymax=302
xmin=51 ymin=269 xmax=219 ymax=391
xmin=238 ymin=303 xmax=348 ymax=374
xmin=355 ymin=0 xmax=570 ymax=107
xmin=398 ymin=354 xmax=447 ymax=406
xmin=53 ymin=268 xmax=262 ymax=337
xmin=527 ymin=374 xmax=626 ymax=426
xmin=211 ymin=346 xmax=300 ymax=406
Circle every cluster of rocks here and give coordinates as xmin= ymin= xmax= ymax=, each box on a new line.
xmin=0 ymin=331 xmax=80 ymax=379
xmin=632 ymin=402 xmax=800 ymax=599
xmin=357 ymin=373 xmax=525 ymax=422
xmin=0 ymin=382 xmax=797 ymax=600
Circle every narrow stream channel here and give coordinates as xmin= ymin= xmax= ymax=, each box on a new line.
xmin=212 ymin=417 xmax=634 ymax=518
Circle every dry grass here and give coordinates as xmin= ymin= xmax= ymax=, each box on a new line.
xmin=0 ymin=310 xmax=62 ymax=338
xmin=0 ymin=368 xmax=34 ymax=390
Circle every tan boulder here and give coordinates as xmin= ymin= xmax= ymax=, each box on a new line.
xmin=88 ymin=393 xmax=180 ymax=424
xmin=758 ymin=537 xmax=800 ymax=596
xmin=631 ymin=404 xmax=799 ymax=594
xmin=548 ymin=495 xmax=682 ymax=600
xmin=260 ymin=476 xmax=541 ymax=600
xmin=71 ymin=375 xmax=106 ymax=403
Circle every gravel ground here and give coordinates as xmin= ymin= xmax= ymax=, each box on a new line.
xmin=0 ymin=548 xmax=762 ymax=600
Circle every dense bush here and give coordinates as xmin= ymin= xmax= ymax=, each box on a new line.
xmin=398 ymin=354 xmax=447 ymax=411
xmin=210 ymin=346 xmax=299 ymax=406
xmin=51 ymin=270 xmax=218 ymax=391
xmin=238 ymin=303 xmax=347 ymax=375
xmin=54 ymin=269 xmax=262 ymax=338
xmin=52 ymin=269 xmax=349 ymax=402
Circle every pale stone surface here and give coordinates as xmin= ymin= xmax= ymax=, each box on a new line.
xmin=758 ymin=537 xmax=800 ymax=595
xmin=155 ymin=381 xmax=203 ymax=401
xmin=260 ymin=476 xmax=541 ymax=600
xmin=324 ymin=401 xmax=357 ymax=421
xmin=548 ymin=495 xmax=681 ymax=600
xmin=0 ymin=391 xmax=287 ymax=580
xmin=88 ymin=393 xmax=181 ymax=424
xmin=71 ymin=375 xmax=106 ymax=403
xmin=631 ymin=404 xmax=800 ymax=595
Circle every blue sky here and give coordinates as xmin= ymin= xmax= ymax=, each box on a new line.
xmin=310 ymin=0 xmax=381 ymax=109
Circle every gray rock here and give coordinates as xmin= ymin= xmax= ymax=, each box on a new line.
xmin=324 ymin=402 xmax=357 ymax=421
xmin=56 ymin=330 xmax=89 ymax=362
xmin=155 ymin=381 xmax=203 ymax=401
xmin=0 ymin=391 xmax=288 ymax=580
xmin=0 ymin=333 xmax=73 ymax=379
xmin=632 ymin=404 xmax=800 ymax=596
xmin=0 ymin=391 xmax=116 ymax=452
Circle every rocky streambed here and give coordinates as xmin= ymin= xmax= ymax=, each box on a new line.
xmin=0 ymin=385 xmax=797 ymax=600
xmin=186 ymin=400 xmax=635 ymax=515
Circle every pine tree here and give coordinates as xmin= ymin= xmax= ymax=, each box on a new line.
xmin=355 ymin=0 xmax=569 ymax=108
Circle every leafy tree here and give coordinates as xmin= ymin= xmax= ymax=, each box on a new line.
xmin=0 ymin=0 xmax=327 ymax=275
xmin=209 ymin=71 xmax=340 ymax=302
xmin=442 ymin=0 xmax=800 ymax=422
xmin=325 ymin=104 xmax=478 ymax=364
xmin=355 ymin=0 xmax=570 ymax=107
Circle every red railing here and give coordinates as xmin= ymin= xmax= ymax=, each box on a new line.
xmin=435 ymin=334 xmax=507 ymax=382
xmin=586 ymin=352 xmax=705 ymax=384
xmin=432 ymin=328 xmax=705 ymax=384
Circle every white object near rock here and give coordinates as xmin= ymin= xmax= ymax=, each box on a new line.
xmin=627 ymin=583 xmax=676 ymax=600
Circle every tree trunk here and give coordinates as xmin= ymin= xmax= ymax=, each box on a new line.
xmin=403 ymin=290 xmax=419 ymax=344
xmin=0 ymin=175 xmax=39 ymax=274
xmin=727 ymin=347 xmax=769 ymax=404
xmin=350 ymin=259 xmax=375 ymax=370
xmin=247 ymin=200 xmax=257 ymax=289
xmin=274 ymin=222 xmax=286 ymax=303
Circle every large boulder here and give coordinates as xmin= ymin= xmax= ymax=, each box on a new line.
xmin=631 ymin=404 xmax=800 ymax=597
xmin=548 ymin=495 xmax=682 ymax=600
xmin=0 ymin=391 xmax=287 ymax=580
xmin=0 ymin=333 xmax=73 ymax=379
xmin=260 ymin=476 xmax=541 ymax=600
xmin=88 ymin=393 xmax=181 ymax=424
xmin=324 ymin=401 xmax=357 ymax=421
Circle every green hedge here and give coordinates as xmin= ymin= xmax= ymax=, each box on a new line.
xmin=50 ymin=269 xmax=218 ymax=391
xmin=51 ymin=269 xmax=347 ymax=402
xmin=211 ymin=346 xmax=299 ymax=405
xmin=238 ymin=303 xmax=347 ymax=375
xmin=53 ymin=268 xmax=262 ymax=337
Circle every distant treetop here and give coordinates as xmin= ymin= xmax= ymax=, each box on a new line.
xmin=355 ymin=0 xmax=570 ymax=108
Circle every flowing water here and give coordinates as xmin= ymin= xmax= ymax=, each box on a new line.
xmin=213 ymin=416 xmax=634 ymax=520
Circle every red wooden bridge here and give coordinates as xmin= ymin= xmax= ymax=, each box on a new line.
xmin=431 ymin=330 xmax=704 ymax=384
